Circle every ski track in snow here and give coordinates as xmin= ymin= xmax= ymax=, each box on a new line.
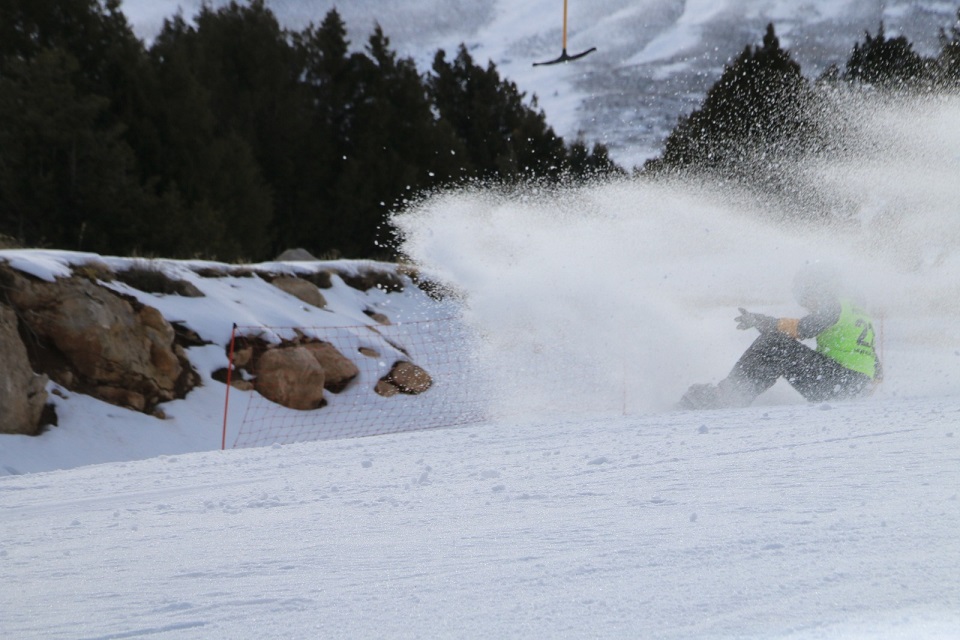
xmin=3 ymin=397 xmax=959 ymax=639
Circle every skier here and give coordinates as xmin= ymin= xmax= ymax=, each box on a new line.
xmin=679 ymin=264 xmax=882 ymax=409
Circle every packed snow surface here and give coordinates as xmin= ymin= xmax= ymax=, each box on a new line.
xmin=3 ymin=399 xmax=959 ymax=639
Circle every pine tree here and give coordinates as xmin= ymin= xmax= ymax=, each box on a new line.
xmin=428 ymin=44 xmax=567 ymax=182
xmin=0 ymin=1 xmax=621 ymax=259
xmin=646 ymin=24 xmax=822 ymax=182
xmin=566 ymin=138 xmax=623 ymax=180
xmin=643 ymin=24 xmax=832 ymax=218
xmin=0 ymin=0 xmax=136 ymax=92
xmin=844 ymin=23 xmax=931 ymax=89
xmin=936 ymin=10 xmax=960 ymax=87
xmin=0 ymin=49 xmax=152 ymax=251
xmin=146 ymin=0 xmax=318 ymax=259
xmin=0 ymin=0 xmax=175 ymax=253
xmin=0 ymin=0 xmax=157 ymax=160
xmin=287 ymin=9 xmax=356 ymax=256
xmin=326 ymin=26 xmax=467 ymax=257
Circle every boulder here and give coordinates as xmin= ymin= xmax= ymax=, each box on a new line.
xmin=232 ymin=346 xmax=254 ymax=369
xmin=4 ymin=267 xmax=197 ymax=412
xmin=229 ymin=378 xmax=255 ymax=392
xmin=275 ymin=248 xmax=318 ymax=261
xmin=335 ymin=268 xmax=405 ymax=292
xmin=389 ymin=361 xmax=433 ymax=394
xmin=302 ymin=342 xmax=359 ymax=392
xmin=0 ymin=303 xmax=48 ymax=435
xmin=255 ymin=346 xmax=326 ymax=410
xmin=114 ymin=264 xmax=204 ymax=297
xmin=374 ymin=379 xmax=400 ymax=397
xmin=375 ymin=361 xmax=433 ymax=397
xmin=363 ymin=309 xmax=391 ymax=325
xmin=271 ymin=276 xmax=327 ymax=309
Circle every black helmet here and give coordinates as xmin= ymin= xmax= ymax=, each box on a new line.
xmin=792 ymin=262 xmax=840 ymax=306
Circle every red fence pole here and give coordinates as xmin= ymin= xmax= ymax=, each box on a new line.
xmin=221 ymin=324 xmax=238 ymax=450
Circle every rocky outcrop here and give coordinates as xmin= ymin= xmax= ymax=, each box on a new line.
xmin=0 ymin=256 xmax=436 ymax=429
xmin=0 ymin=303 xmax=48 ymax=435
xmin=2 ymin=265 xmax=198 ymax=414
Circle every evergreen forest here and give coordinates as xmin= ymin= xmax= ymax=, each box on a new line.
xmin=645 ymin=17 xmax=960 ymax=212
xmin=1 ymin=0 xmax=959 ymax=260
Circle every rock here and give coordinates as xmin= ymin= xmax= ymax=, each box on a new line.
xmin=364 ymin=309 xmax=391 ymax=325
xmin=374 ymin=379 xmax=400 ymax=397
xmin=0 ymin=303 xmax=48 ymax=435
xmin=255 ymin=346 xmax=326 ymax=410
xmin=302 ymin=342 xmax=359 ymax=393
xmin=275 ymin=248 xmax=318 ymax=261
xmin=138 ymin=305 xmax=183 ymax=391
xmin=94 ymin=386 xmax=146 ymax=412
xmin=114 ymin=264 xmax=204 ymax=297
xmin=271 ymin=276 xmax=327 ymax=308
xmin=229 ymin=379 xmax=255 ymax=391
xmin=335 ymin=268 xmax=405 ymax=292
xmin=3 ymin=266 xmax=197 ymax=413
xmin=379 ymin=361 xmax=433 ymax=395
xmin=232 ymin=346 xmax=254 ymax=369
xmin=299 ymin=270 xmax=333 ymax=289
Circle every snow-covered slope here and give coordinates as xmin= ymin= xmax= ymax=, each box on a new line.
xmin=3 ymin=391 xmax=959 ymax=639
xmin=0 ymin=251 xmax=457 ymax=475
xmin=122 ymin=0 xmax=960 ymax=166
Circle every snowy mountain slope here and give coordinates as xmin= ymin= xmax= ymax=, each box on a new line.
xmin=122 ymin=0 xmax=960 ymax=165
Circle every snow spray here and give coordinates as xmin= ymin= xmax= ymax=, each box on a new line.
xmin=392 ymin=93 xmax=960 ymax=415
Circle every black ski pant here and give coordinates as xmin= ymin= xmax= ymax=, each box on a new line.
xmin=725 ymin=331 xmax=873 ymax=403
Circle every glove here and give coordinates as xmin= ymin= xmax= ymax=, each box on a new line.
xmin=735 ymin=307 xmax=777 ymax=332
